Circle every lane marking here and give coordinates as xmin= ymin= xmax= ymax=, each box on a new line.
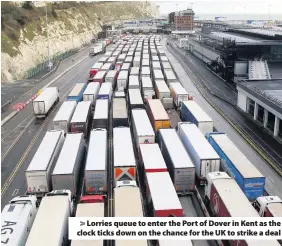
xmin=12 ymin=189 xmax=19 ymax=196
xmin=1 ymin=116 xmax=34 ymax=162
xmin=267 ymin=177 xmax=275 ymax=183
xmin=1 ymin=108 xmax=56 ymax=198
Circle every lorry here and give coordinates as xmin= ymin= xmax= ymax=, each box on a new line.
xmin=130 ymin=67 xmax=140 ymax=76
xmin=113 ymin=127 xmax=136 ymax=184
xmin=82 ymin=82 xmax=100 ymax=104
xmin=32 ymin=87 xmax=59 ymax=118
xmin=131 ymin=109 xmax=155 ymax=148
xmin=93 ymin=70 xmax=107 ymax=85
xmin=128 ymin=89 xmax=144 ymax=110
xmin=205 ymin=172 xmax=280 ymax=246
xmin=25 ymin=130 xmax=65 ymax=196
xmin=67 ymin=83 xmax=87 ymax=102
xmin=84 ymin=129 xmax=108 ymax=195
xmin=128 ymin=75 xmax=140 ymax=89
xmin=141 ymin=66 xmax=151 ymax=77
xmin=152 ymin=61 xmax=161 ymax=70
xmin=146 ymin=99 xmax=170 ymax=133
xmin=141 ymin=77 xmax=155 ymax=100
xmin=71 ymin=195 xmax=105 ymax=246
xmin=52 ymin=133 xmax=85 ymax=196
xmin=133 ymin=56 xmax=141 ymax=67
xmin=113 ymin=98 xmax=129 ymax=127
xmin=153 ymin=69 xmax=164 ymax=81
xmin=164 ymin=69 xmax=178 ymax=84
xmin=254 ymin=196 xmax=282 ymax=217
xmin=89 ymin=42 xmax=105 ymax=56
xmin=121 ymin=62 xmax=131 ymax=71
xmin=206 ymin=132 xmax=265 ymax=200
xmin=139 ymin=143 xmax=168 ymax=182
xmin=101 ymin=62 xmax=114 ymax=71
xmin=25 ymin=190 xmax=73 ymax=246
xmin=1 ymin=195 xmax=38 ymax=246
xmin=155 ymin=80 xmax=173 ymax=109
xmin=158 ymin=129 xmax=196 ymax=194
xmin=98 ymin=56 xmax=108 ymax=64
xmin=142 ymin=59 xmax=150 ymax=67
xmin=161 ymin=61 xmax=172 ymax=71
xmin=89 ymin=62 xmax=103 ymax=82
xmin=152 ymin=55 xmax=159 ymax=61
xmin=169 ymin=82 xmax=189 ymax=108
xmin=145 ymin=172 xmax=183 ymax=217
xmin=70 ymin=101 xmax=92 ymax=137
xmin=53 ymin=101 xmax=77 ymax=134
xmin=178 ymin=123 xmax=220 ymax=185
xmin=114 ymin=180 xmax=148 ymax=246
xmin=105 ymin=70 xmax=118 ymax=87
xmin=93 ymin=99 xmax=109 ymax=130
xmin=181 ymin=100 xmax=213 ymax=135
xmin=97 ymin=82 xmax=113 ymax=102
xmin=160 ymin=55 xmax=169 ymax=62
xmin=117 ymin=70 xmax=129 ymax=91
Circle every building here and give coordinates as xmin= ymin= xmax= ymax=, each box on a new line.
xmin=174 ymin=9 xmax=195 ymax=30
xmin=168 ymin=12 xmax=175 ymax=24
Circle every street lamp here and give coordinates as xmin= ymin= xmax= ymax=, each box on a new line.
xmin=45 ymin=4 xmax=52 ymax=70
xmin=268 ymin=5 xmax=271 ymax=22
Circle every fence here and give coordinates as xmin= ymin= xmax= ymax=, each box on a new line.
xmin=25 ymin=41 xmax=91 ymax=79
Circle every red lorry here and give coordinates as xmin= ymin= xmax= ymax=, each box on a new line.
xmin=89 ymin=62 xmax=103 ymax=82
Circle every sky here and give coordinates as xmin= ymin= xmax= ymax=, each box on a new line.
xmin=154 ymin=0 xmax=282 ymax=15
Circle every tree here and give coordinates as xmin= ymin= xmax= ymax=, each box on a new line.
xmin=22 ymin=1 xmax=34 ymax=10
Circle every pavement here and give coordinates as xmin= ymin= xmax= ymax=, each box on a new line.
xmin=1 ymin=48 xmax=104 ymax=209
xmin=163 ymin=39 xmax=282 ymax=199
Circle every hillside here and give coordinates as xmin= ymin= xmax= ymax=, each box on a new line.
xmin=1 ymin=1 xmax=158 ymax=82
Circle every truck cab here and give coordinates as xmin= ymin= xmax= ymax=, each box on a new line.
xmin=254 ymin=196 xmax=282 ymax=217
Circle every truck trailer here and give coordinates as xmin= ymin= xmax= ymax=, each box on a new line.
xmin=131 ymin=109 xmax=155 ymax=148
xmin=130 ymin=67 xmax=140 ymax=76
xmin=178 ymin=123 xmax=220 ymax=185
xmin=53 ymin=101 xmax=77 ymax=134
xmin=206 ymin=132 xmax=265 ymax=200
xmin=158 ymin=129 xmax=196 ymax=194
xmin=146 ymin=99 xmax=170 ymax=133
xmin=105 ymin=70 xmax=118 ymax=87
xmin=141 ymin=77 xmax=155 ymax=100
xmin=97 ymin=82 xmax=113 ymax=102
xmin=146 ymin=172 xmax=183 ymax=217
xmin=164 ymin=69 xmax=177 ymax=84
xmin=32 ymin=87 xmax=59 ymax=118
xmin=84 ymin=129 xmax=108 ymax=195
xmin=67 ymin=83 xmax=87 ymax=102
xmin=93 ymin=99 xmax=109 ymax=130
xmin=113 ymin=98 xmax=129 ymax=127
xmin=180 ymin=100 xmax=213 ymax=135
xmin=93 ymin=71 xmax=107 ymax=85
xmin=70 ymin=101 xmax=92 ymax=137
xmin=89 ymin=62 xmax=103 ymax=82
xmin=155 ymin=80 xmax=173 ymax=109
xmin=113 ymin=127 xmax=136 ymax=183
xmin=169 ymin=82 xmax=189 ymax=108
xmin=25 ymin=190 xmax=73 ymax=246
xmin=205 ymin=172 xmax=280 ymax=246
xmin=25 ymin=130 xmax=65 ymax=196
xmin=153 ymin=69 xmax=164 ymax=81
xmin=1 ymin=195 xmax=38 ymax=246
xmin=52 ymin=133 xmax=85 ymax=196
xmin=128 ymin=75 xmax=140 ymax=89
xmin=82 ymin=82 xmax=100 ymax=104
xmin=117 ymin=70 xmax=129 ymax=91
xmin=128 ymin=89 xmax=144 ymax=110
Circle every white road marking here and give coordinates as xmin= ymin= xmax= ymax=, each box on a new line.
xmin=12 ymin=189 xmax=19 ymax=196
xmin=267 ymin=177 xmax=275 ymax=183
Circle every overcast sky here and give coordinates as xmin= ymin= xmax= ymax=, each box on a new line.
xmin=155 ymin=0 xmax=282 ymax=15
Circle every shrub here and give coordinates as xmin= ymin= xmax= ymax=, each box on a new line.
xmin=22 ymin=1 xmax=34 ymax=10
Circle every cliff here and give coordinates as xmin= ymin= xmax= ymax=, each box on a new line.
xmin=1 ymin=1 xmax=158 ymax=82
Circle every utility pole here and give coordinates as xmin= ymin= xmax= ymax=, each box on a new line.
xmin=45 ymin=4 xmax=52 ymax=70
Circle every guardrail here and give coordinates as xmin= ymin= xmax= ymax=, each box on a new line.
xmin=1 ymin=99 xmax=12 ymax=113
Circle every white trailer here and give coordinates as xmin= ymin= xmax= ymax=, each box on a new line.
xmin=141 ymin=66 xmax=151 ymax=77
xmin=152 ymin=61 xmax=161 ymax=70
xmin=121 ymin=62 xmax=131 ymax=71
xmin=82 ymin=82 xmax=100 ymax=104
xmin=133 ymin=56 xmax=141 ymax=67
xmin=52 ymin=133 xmax=85 ymax=196
xmin=153 ymin=69 xmax=164 ymax=81
xmin=130 ymin=67 xmax=140 ymax=76
xmin=114 ymin=180 xmax=148 ymax=246
xmin=89 ymin=42 xmax=105 ymax=56
xmin=25 ymin=190 xmax=72 ymax=246
xmin=117 ymin=70 xmax=129 ymax=91
xmin=152 ymin=55 xmax=159 ymax=61
xmin=155 ymin=80 xmax=173 ymax=109
xmin=100 ymin=63 xmax=112 ymax=71
xmin=93 ymin=99 xmax=109 ymax=130
xmin=105 ymin=70 xmax=118 ymax=87
xmin=113 ymin=127 xmax=136 ymax=183
xmin=164 ymin=69 xmax=178 ymax=84
xmin=1 ymin=196 xmax=38 ymax=246
xmin=85 ymin=129 xmax=108 ymax=195
xmin=141 ymin=77 xmax=155 ymax=100
xmin=160 ymin=56 xmax=169 ymax=62
xmin=142 ymin=59 xmax=150 ymax=67
xmin=97 ymin=82 xmax=113 ymax=102
xmin=53 ymin=101 xmax=77 ymax=134
xmin=32 ymin=87 xmax=59 ymax=118
xmin=178 ymin=123 xmax=220 ymax=185
xmin=158 ymin=129 xmax=196 ymax=194
xmin=128 ymin=89 xmax=144 ymax=110
xmin=180 ymin=100 xmax=213 ymax=135
xmin=162 ymin=62 xmax=172 ymax=70
xmin=25 ymin=130 xmax=65 ymax=195
xmin=131 ymin=109 xmax=155 ymax=148
xmin=128 ymin=75 xmax=140 ymax=89
xmin=169 ymin=82 xmax=189 ymax=108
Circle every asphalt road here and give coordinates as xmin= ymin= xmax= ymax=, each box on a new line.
xmin=163 ymin=40 xmax=282 ymax=199
xmin=1 ymin=50 xmax=104 ymax=209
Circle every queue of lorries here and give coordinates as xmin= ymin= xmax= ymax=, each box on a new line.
xmin=2 ymin=34 xmax=282 ymax=246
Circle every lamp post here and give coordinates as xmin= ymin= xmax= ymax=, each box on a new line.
xmin=45 ymin=4 xmax=52 ymax=70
